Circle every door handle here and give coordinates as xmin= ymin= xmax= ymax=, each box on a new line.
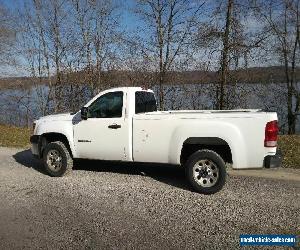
xmin=108 ymin=124 xmax=121 ymax=129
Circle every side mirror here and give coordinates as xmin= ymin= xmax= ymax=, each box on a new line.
xmin=81 ymin=107 xmax=88 ymax=120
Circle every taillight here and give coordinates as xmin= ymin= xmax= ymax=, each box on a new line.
xmin=264 ymin=120 xmax=278 ymax=147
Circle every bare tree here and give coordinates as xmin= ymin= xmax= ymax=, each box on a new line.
xmin=219 ymin=0 xmax=233 ymax=109
xmin=0 ymin=4 xmax=17 ymax=73
xmin=253 ymin=0 xmax=300 ymax=134
xmin=69 ymin=0 xmax=121 ymax=95
xmin=33 ymin=0 xmax=54 ymax=114
xmin=135 ymin=0 xmax=205 ymax=110
xmin=197 ymin=0 xmax=270 ymax=109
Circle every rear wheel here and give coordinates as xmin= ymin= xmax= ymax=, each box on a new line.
xmin=185 ymin=150 xmax=226 ymax=194
xmin=43 ymin=141 xmax=73 ymax=177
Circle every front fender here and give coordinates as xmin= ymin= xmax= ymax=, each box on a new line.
xmin=35 ymin=120 xmax=76 ymax=157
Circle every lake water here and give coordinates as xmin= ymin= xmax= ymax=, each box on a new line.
xmin=0 ymin=83 xmax=298 ymax=134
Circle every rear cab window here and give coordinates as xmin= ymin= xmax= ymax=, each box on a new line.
xmin=135 ymin=91 xmax=157 ymax=114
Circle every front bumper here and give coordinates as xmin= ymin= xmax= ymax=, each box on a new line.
xmin=30 ymin=135 xmax=41 ymax=158
xmin=264 ymin=150 xmax=283 ymax=168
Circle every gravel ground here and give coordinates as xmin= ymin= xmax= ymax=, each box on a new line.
xmin=0 ymin=147 xmax=299 ymax=249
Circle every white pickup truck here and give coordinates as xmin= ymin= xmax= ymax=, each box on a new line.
xmin=30 ymin=87 xmax=281 ymax=194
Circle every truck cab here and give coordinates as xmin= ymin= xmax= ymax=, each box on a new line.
xmin=74 ymin=87 xmax=157 ymax=161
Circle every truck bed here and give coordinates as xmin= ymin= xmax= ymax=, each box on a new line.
xmin=132 ymin=110 xmax=277 ymax=169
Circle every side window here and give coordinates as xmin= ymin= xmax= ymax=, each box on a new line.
xmin=135 ymin=91 xmax=157 ymax=114
xmin=88 ymin=91 xmax=123 ymax=118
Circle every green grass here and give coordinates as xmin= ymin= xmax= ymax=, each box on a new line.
xmin=0 ymin=124 xmax=32 ymax=148
xmin=0 ymin=124 xmax=299 ymax=168
xmin=278 ymin=135 xmax=300 ymax=169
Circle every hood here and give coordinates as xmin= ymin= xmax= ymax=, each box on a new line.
xmin=37 ymin=112 xmax=75 ymax=122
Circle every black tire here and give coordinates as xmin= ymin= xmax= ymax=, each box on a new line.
xmin=185 ymin=149 xmax=226 ymax=194
xmin=43 ymin=141 xmax=73 ymax=177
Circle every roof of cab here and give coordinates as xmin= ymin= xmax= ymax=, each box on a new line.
xmin=102 ymin=86 xmax=154 ymax=93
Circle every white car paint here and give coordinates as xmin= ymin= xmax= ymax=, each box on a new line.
xmin=33 ymin=87 xmax=278 ymax=169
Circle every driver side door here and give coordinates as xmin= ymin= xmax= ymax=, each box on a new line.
xmin=73 ymin=91 xmax=129 ymax=161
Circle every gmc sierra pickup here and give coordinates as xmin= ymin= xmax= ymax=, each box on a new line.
xmin=30 ymin=87 xmax=281 ymax=194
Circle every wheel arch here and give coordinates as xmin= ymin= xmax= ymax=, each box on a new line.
xmin=180 ymin=137 xmax=232 ymax=165
xmin=39 ymin=132 xmax=73 ymax=158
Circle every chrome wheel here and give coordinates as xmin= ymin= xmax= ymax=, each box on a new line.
xmin=193 ymin=159 xmax=219 ymax=187
xmin=46 ymin=149 xmax=62 ymax=172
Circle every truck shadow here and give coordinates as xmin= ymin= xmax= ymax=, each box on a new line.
xmin=74 ymin=159 xmax=191 ymax=191
xmin=13 ymin=149 xmax=191 ymax=192
xmin=13 ymin=149 xmax=46 ymax=174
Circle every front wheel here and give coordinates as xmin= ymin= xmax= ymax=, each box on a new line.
xmin=43 ymin=141 xmax=73 ymax=177
xmin=185 ymin=150 xmax=226 ymax=194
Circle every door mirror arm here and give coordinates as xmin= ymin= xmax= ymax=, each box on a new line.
xmin=81 ymin=107 xmax=89 ymax=120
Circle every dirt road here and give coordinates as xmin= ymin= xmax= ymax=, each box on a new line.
xmin=0 ymin=147 xmax=299 ymax=249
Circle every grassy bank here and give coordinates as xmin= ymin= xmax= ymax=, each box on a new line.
xmin=0 ymin=124 xmax=299 ymax=168
xmin=0 ymin=124 xmax=32 ymax=148
xmin=278 ymin=135 xmax=300 ymax=169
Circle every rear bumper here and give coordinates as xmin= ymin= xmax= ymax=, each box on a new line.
xmin=264 ymin=150 xmax=283 ymax=168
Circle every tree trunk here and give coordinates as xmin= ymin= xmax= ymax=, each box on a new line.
xmin=219 ymin=0 xmax=233 ymax=110
xmin=158 ymin=2 xmax=164 ymax=111
xmin=288 ymin=1 xmax=300 ymax=134
xmin=283 ymin=3 xmax=297 ymax=134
